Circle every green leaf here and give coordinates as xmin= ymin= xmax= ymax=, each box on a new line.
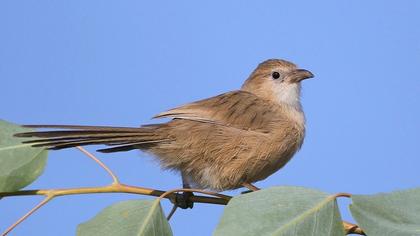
xmin=214 ymin=186 xmax=345 ymax=236
xmin=0 ymin=120 xmax=48 ymax=192
xmin=77 ymin=199 xmax=173 ymax=236
xmin=350 ymin=188 xmax=420 ymax=236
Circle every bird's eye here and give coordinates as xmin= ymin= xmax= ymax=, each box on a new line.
xmin=272 ymin=71 xmax=281 ymax=79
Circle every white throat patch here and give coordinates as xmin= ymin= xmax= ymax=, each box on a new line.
xmin=274 ymin=83 xmax=302 ymax=110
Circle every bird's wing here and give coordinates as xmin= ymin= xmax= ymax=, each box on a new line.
xmin=154 ymin=90 xmax=282 ymax=133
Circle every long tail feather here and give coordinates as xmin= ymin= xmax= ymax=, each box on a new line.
xmin=22 ymin=124 xmax=145 ymax=131
xmin=14 ymin=124 xmax=167 ymax=152
xmin=97 ymin=140 xmax=170 ymax=153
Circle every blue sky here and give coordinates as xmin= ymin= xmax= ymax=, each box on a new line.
xmin=1 ymin=1 xmax=419 ymax=235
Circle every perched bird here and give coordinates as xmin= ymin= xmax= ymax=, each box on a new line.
xmin=15 ymin=59 xmax=313 ymax=193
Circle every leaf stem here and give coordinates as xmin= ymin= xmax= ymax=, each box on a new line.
xmin=76 ymin=146 xmax=120 ymax=184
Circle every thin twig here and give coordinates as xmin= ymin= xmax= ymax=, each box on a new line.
xmin=1 ymin=196 xmax=53 ymax=236
xmin=76 ymin=146 xmax=120 ymax=184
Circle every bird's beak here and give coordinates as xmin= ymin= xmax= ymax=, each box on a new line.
xmin=289 ymin=69 xmax=314 ymax=83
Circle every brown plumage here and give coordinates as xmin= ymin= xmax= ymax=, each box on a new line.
xmin=15 ymin=59 xmax=314 ymax=191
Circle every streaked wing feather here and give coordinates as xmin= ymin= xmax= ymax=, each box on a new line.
xmin=153 ymin=90 xmax=279 ymax=132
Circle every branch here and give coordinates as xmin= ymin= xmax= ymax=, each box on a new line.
xmin=0 ymin=184 xmax=229 ymax=236
xmin=0 ymin=147 xmax=365 ymax=235
xmin=0 ymin=147 xmax=229 ymax=236
xmin=0 ymin=184 xmax=230 ymax=205
xmin=1 ymin=186 xmax=365 ymax=235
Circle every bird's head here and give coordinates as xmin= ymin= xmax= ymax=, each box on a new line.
xmin=241 ymin=59 xmax=314 ymax=109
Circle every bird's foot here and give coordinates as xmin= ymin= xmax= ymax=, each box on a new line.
xmin=173 ymin=191 xmax=194 ymax=209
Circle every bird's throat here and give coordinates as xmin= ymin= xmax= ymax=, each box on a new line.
xmin=274 ymin=83 xmax=302 ymax=110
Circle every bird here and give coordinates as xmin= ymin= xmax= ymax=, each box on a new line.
xmin=15 ymin=59 xmax=314 ymax=195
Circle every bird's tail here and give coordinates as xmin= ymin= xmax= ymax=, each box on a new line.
xmin=14 ymin=124 xmax=168 ymax=153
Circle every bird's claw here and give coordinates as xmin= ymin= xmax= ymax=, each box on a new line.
xmin=172 ymin=191 xmax=194 ymax=209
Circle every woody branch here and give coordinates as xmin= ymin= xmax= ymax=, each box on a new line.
xmin=0 ymin=147 xmax=364 ymax=236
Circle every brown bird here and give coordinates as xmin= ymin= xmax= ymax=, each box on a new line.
xmin=15 ymin=59 xmax=313 ymax=195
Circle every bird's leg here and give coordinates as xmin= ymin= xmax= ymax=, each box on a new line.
xmin=173 ymin=172 xmax=194 ymax=209
xmin=241 ymin=182 xmax=260 ymax=193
